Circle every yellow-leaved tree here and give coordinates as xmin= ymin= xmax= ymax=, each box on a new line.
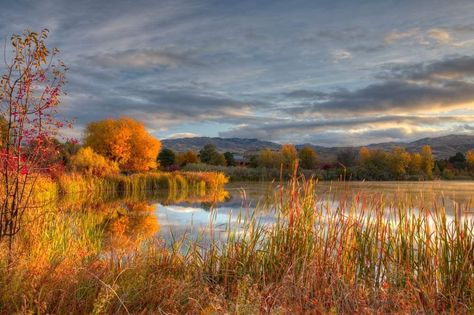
xmin=70 ymin=147 xmax=119 ymax=176
xmin=466 ymin=150 xmax=474 ymax=174
xmin=84 ymin=117 xmax=161 ymax=172
xmin=420 ymin=145 xmax=434 ymax=179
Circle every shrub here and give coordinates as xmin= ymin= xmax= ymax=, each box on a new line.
xmin=70 ymin=147 xmax=119 ymax=177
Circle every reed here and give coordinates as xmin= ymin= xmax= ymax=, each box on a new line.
xmin=0 ymin=175 xmax=472 ymax=314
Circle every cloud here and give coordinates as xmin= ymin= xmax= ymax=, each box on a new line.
xmin=428 ymin=28 xmax=451 ymax=44
xmin=220 ymin=115 xmax=474 ymax=139
xmin=2 ymin=0 xmax=474 ymax=146
xmin=220 ymin=114 xmax=473 ymax=146
xmin=381 ymin=56 xmax=474 ymax=81
xmin=286 ymin=56 xmax=474 ymax=116
xmin=384 ymin=27 xmax=452 ymax=46
xmin=331 ymin=49 xmax=352 ymax=63
xmin=283 ymin=90 xmax=328 ymax=99
xmin=384 ymin=28 xmax=421 ymax=44
xmin=165 ymin=132 xmax=199 ymax=139
xmin=89 ymin=49 xmax=200 ymax=69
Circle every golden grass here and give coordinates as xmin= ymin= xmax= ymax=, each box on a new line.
xmin=0 ymin=175 xmax=472 ymax=314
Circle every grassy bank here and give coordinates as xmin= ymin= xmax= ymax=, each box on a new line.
xmin=31 ymin=171 xmax=228 ymax=199
xmin=183 ymin=163 xmax=318 ymax=181
xmin=0 ymin=177 xmax=473 ymax=313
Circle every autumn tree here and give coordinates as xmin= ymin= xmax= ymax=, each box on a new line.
xmin=281 ymin=144 xmax=298 ymax=169
xmin=357 ymin=148 xmax=391 ymax=180
xmin=0 ymin=116 xmax=7 ymax=147
xmin=70 ymin=147 xmax=119 ymax=176
xmin=408 ymin=152 xmax=422 ymax=175
xmin=466 ymin=150 xmax=474 ymax=174
xmin=298 ymin=146 xmax=318 ymax=169
xmin=359 ymin=147 xmax=371 ymax=165
xmin=258 ymin=149 xmax=281 ymax=168
xmin=420 ymin=145 xmax=434 ymax=179
xmin=0 ymin=29 xmax=69 ymax=247
xmin=176 ymin=150 xmax=198 ymax=167
xmin=157 ymin=148 xmax=176 ymax=169
xmin=84 ymin=117 xmax=161 ymax=172
xmin=389 ymin=147 xmax=411 ymax=179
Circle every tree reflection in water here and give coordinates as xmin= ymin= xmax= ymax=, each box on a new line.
xmin=55 ymin=186 xmax=231 ymax=255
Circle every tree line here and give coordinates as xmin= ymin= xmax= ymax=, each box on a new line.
xmin=4 ymin=114 xmax=473 ymax=180
xmin=158 ymin=142 xmax=474 ymax=180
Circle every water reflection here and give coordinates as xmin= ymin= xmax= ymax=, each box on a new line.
xmin=56 ymin=181 xmax=474 ymax=250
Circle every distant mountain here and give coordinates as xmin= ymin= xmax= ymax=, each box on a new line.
xmin=162 ymin=134 xmax=474 ymax=161
xmin=368 ymin=134 xmax=474 ymax=159
xmin=162 ymin=137 xmax=280 ymax=153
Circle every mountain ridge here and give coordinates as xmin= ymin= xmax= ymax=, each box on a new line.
xmin=162 ymin=134 xmax=474 ymax=161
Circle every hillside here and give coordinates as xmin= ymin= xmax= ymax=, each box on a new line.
xmin=162 ymin=134 xmax=474 ymax=161
xmin=162 ymin=137 xmax=280 ymax=153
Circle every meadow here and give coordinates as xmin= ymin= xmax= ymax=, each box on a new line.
xmin=0 ymin=175 xmax=472 ymax=314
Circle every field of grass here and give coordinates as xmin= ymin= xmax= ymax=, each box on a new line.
xmin=29 ymin=171 xmax=229 ymax=199
xmin=183 ymin=163 xmax=320 ymax=181
xmin=0 ymin=175 xmax=473 ymax=314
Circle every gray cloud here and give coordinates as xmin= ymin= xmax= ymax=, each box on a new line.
xmin=220 ymin=115 xmax=474 ymax=140
xmin=286 ymin=56 xmax=474 ymax=116
xmin=89 ymin=49 xmax=202 ymax=69
xmin=1 ymin=0 xmax=474 ymax=145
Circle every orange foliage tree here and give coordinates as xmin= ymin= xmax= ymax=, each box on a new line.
xmin=466 ymin=150 xmax=474 ymax=174
xmin=84 ymin=117 xmax=161 ymax=172
xmin=176 ymin=150 xmax=199 ymax=167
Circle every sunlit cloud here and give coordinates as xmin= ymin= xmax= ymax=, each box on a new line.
xmin=428 ymin=28 xmax=451 ymax=44
xmin=1 ymin=0 xmax=474 ymax=145
xmin=165 ymin=132 xmax=200 ymax=139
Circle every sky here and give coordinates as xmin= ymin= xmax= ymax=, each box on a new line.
xmin=1 ymin=0 xmax=474 ymax=146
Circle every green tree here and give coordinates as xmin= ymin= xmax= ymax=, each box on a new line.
xmin=337 ymin=149 xmax=357 ymax=167
xmin=248 ymin=155 xmax=259 ymax=168
xmin=157 ymin=148 xmax=176 ymax=169
xmin=448 ymin=152 xmax=467 ymax=170
xmin=298 ymin=146 xmax=318 ymax=169
xmin=199 ymin=144 xmax=226 ymax=166
xmin=211 ymin=153 xmax=226 ymax=166
xmin=199 ymin=144 xmax=218 ymax=164
xmin=224 ymin=152 xmax=236 ymax=166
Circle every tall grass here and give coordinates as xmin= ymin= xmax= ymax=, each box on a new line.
xmin=0 ymin=175 xmax=472 ymax=313
xmin=183 ymin=163 xmax=318 ymax=181
xmin=30 ymin=171 xmax=228 ymax=198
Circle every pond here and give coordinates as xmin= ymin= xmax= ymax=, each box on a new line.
xmin=55 ymin=180 xmax=474 ymax=250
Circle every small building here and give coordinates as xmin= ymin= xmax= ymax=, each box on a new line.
xmin=232 ymin=153 xmax=246 ymax=166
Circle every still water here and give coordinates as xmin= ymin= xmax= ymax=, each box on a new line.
xmin=157 ymin=181 xmax=474 ymax=240
xmin=59 ymin=181 xmax=474 ymax=249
